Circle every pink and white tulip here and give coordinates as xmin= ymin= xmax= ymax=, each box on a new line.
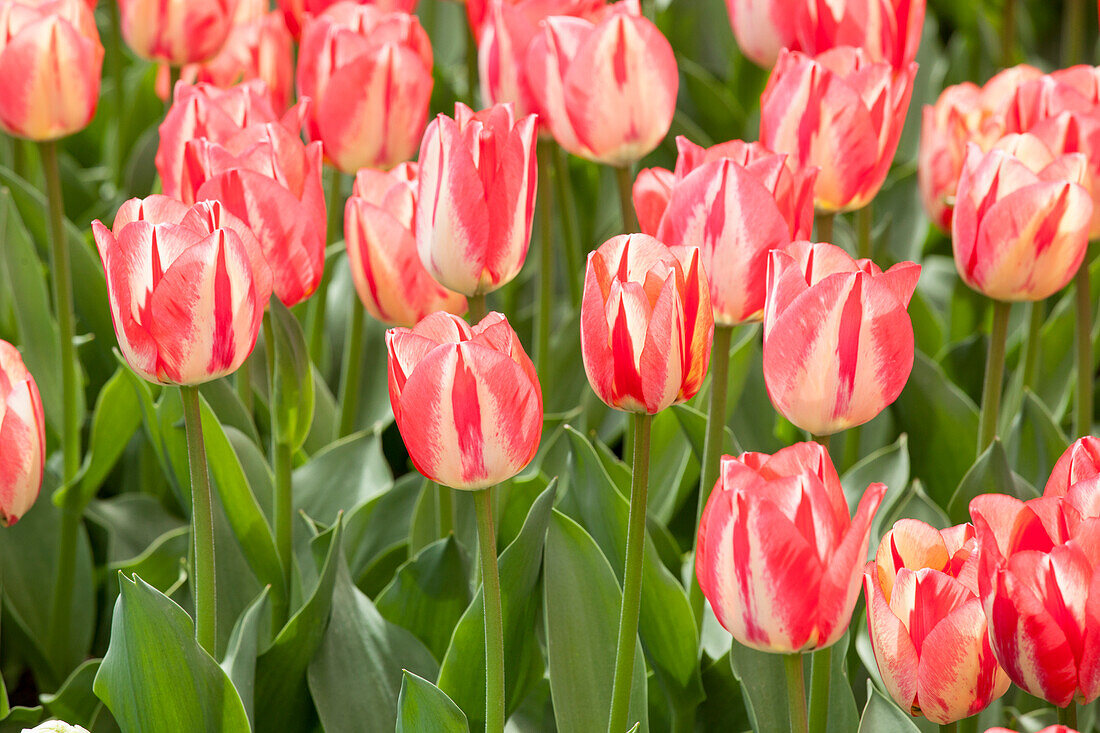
xmin=277 ymin=0 xmax=418 ymax=38
xmin=1046 ymin=436 xmax=1100 ymax=498
xmin=723 ymin=0 xmax=805 ymax=68
xmin=118 ymin=0 xmax=237 ymax=65
xmin=0 ymin=340 xmax=45 ymax=527
xmin=799 ymin=0 xmax=926 ymax=69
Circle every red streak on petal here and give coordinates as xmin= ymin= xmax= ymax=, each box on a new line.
xmin=1033 ymin=184 xmax=1073 ymax=257
xmin=832 ymin=274 xmax=863 ymax=420
xmin=610 ymin=297 xmax=644 ymax=407
xmin=207 ymin=231 xmax=235 ymax=374
xmin=452 ymin=346 xmax=488 ymax=485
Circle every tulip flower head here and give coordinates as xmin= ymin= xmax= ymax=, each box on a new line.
xmin=0 ymin=340 xmax=45 ymax=527
xmin=799 ymin=0 xmax=926 ymax=69
xmin=696 ymin=442 xmax=886 ymax=653
xmin=723 ymin=0 xmax=805 ymax=68
xmin=580 ymin=234 xmax=713 ymax=414
xmin=763 ymin=240 xmax=920 ymax=435
xmin=986 ymin=728 xmax=1080 ymax=733
xmin=277 ymin=0 xmax=418 ymax=38
xmin=93 ymin=196 xmax=273 ymax=386
xmin=1045 ymin=436 xmax=1100 ymax=498
xmin=118 ymin=0 xmax=237 ymax=66
xmin=386 ymin=311 xmax=542 ymax=490
xmin=0 ymin=0 xmax=103 ymax=141
xmin=864 ymin=519 xmax=1011 ymax=724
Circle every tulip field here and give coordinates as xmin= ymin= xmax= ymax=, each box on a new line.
xmin=5 ymin=0 xmax=1100 ymax=732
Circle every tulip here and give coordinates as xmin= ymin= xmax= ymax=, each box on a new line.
xmin=952 ymin=135 xmax=1092 ymax=302
xmin=183 ymin=119 xmax=327 ymax=307
xmin=763 ymin=240 xmax=920 ymax=436
xmin=0 ymin=0 xmax=103 ymax=141
xmin=118 ymin=0 xmax=237 ymax=66
xmin=799 ymin=0 xmax=926 ymax=69
xmin=277 ymin=0 xmax=418 ymax=38
xmin=986 ymin=728 xmax=1080 ymax=733
xmin=416 ymin=102 xmax=537 ymax=297
xmin=297 ymin=3 xmax=433 ymax=173
xmin=92 ymin=197 xmax=273 ymax=386
xmin=723 ymin=0 xmax=805 ymax=68
xmin=760 ymin=46 xmax=917 ymax=213
xmin=346 ymin=164 xmax=467 ymax=326
xmin=0 ymin=340 xmax=45 ymax=527
xmin=1045 ymin=436 xmax=1100 ymax=497
xmin=863 ymin=519 xmax=1011 ymax=724
xmin=526 ymin=0 xmax=678 ymax=166
xmin=969 ymin=490 xmax=1100 ymax=707
xmin=696 ymin=441 xmax=886 ymax=652
xmin=632 ymin=166 xmax=676 ymax=236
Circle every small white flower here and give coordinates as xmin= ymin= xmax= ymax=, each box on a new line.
xmin=21 ymin=721 xmax=91 ymax=733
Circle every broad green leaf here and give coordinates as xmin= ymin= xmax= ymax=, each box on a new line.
xmin=696 ymin=652 xmax=751 ymax=732
xmin=670 ymin=403 xmax=740 ymax=464
xmin=728 ymin=641 xmax=789 ymax=732
xmin=344 ymin=473 xmax=422 ymax=587
xmin=93 ymin=575 xmax=250 ymax=733
xmin=879 ymin=479 xmax=950 ymax=531
xmin=268 ymin=298 xmax=315 ymax=451
xmin=0 ymin=705 xmax=42 ymax=731
xmin=200 ymin=377 xmax=260 ymax=447
xmin=220 ymin=588 xmax=271 ymax=729
xmin=947 ymin=439 xmax=1037 ymax=524
xmin=40 ymin=659 xmax=104 ymax=728
xmin=396 ymin=671 xmax=469 ymax=733
xmin=1007 ymin=391 xmax=1070 ymax=490
xmin=841 ymin=435 xmax=911 ymax=546
xmin=647 ymin=408 xmax=700 ymax=524
xmin=857 ymin=680 xmax=922 ymax=733
xmin=294 ymin=429 xmax=393 ymax=526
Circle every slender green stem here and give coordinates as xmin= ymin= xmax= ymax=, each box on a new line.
xmin=165 ymin=66 xmax=181 ymax=114
xmin=553 ymin=144 xmax=583 ymax=306
xmin=474 ymin=488 xmax=504 ymax=733
xmin=1002 ymin=0 xmax=1016 ymax=66
xmin=615 ymin=165 xmax=637 ymax=233
xmin=957 ymin=715 xmax=978 ymax=733
xmin=813 ymin=433 xmax=832 ymax=450
xmin=466 ymin=21 xmax=480 ymax=104
xmin=842 ymin=425 xmax=862 ymax=473
xmin=468 ymin=292 xmax=488 ymax=323
xmin=856 ymin=205 xmax=873 ymax=261
xmin=1023 ymin=301 xmax=1044 ymax=391
xmin=536 ymin=143 xmax=554 ymax=378
xmin=42 ymin=140 xmax=83 ymax=679
xmin=815 ymin=211 xmax=834 ymax=244
xmin=689 ymin=324 xmax=733 ymax=625
xmin=1076 ymin=266 xmax=1092 ymax=438
xmin=264 ymin=314 xmax=294 ymax=627
xmin=784 ymin=654 xmax=808 ymax=733
xmin=308 ymin=167 xmax=343 ymax=364
xmin=1058 ymin=702 xmax=1078 ymax=728
xmin=108 ymin=0 xmax=125 ymax=187
xmin=337 ymin=298 xmax=365 ymax=437
xmin=1063 ymin=0 xmax=1086 ymax=66
xmin=436 ymin=483 xmax=453 ymax=539
xmin=607 ymin=412 xmax=652 ymax=733
xmin=181 ymin=386 xmax=217 ymax=655
xmin=237 ymin=355 xmax=253 ymax=416
xmin=326 ymin=165 xmax=342 ymax=245
xmin=807 ymin=647 xmax=831 ymax=733
xmin=939 ymin=722 xmax=958 ymax=733
xmin=978 ymin=300 xmax=1012 ymax=454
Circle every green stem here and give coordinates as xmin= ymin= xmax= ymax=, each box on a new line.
xmin=957 ymin=715 xmax=978 ymax=733
xmin=181 ymin=386 xmax=217 ymax=655
xmin=237 ymin=355 xmax=253 ymax=416
xmin=337 ymin=297 xmax=365 ymax=437
xmin=813 ymin=433 xmax=832 ymax=450
xmin=807 ymin=647 xmax=831 ymax=733
xmin=166 ymin=66 xmax=181 ymax=113
xmin=607 ymin=412 xmax=652 ymax=733
xmin=784 ymin=654 xmax=808 ymax=733
xmin=1063 ymin=0 xmax=1086 ymax=66
xmin=815 ymin=211 xmax=834 ymax=244
xmin=1022 ymin=300 xmax=1044 ymax=391
xmin=466 ymin=20 xmax=480 ymax=104
xmin=436 ymin=483 xmax=453 ymax=539
xmin=474 ymin=488 xmax=504 ymax=733
xmin=108 ymin=0 xmax=125 ymax=187
xmin=42 ymin=139 xmax=83 ymax=680
xmin=264 ymin=314 xmax=293 ymax=627
xmin=308 ymin=167 xmax=343 ymax=364
xmin=536 ymin=142 xmax=554 ymax=379
xmin=939 ymin=722 xmax=958 ymax=733
xmin=1002 ymin=0 xmax=1016 ymax=66
xmin=553 ymin=144 xmax=583 ymax=306
xmin=841 ymin=425 xmax=861 ymax=473
xmin=978 ymin=300 xmax=1011 ymax=454
xmin=468 ymin=292 xmax=488 ymax=323
xmin=1076 ymin=265 xmax=1092 ymax=438
xmin=1058 ymin=702 xmax=1078 ymax=728
xmin=615 ymin=165 xmax=637 ymax=233
xmin=856 ymin=205 xmax=873 ymax=261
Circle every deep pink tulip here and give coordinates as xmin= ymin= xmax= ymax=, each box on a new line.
xmin=760 ymin=46 xmax=916 ymax=213
xmin=386 ymin=311 xmax=542 ymax=490
xmin=416 ymin=102 xmax=537 ymax=297
xmin=723 ymin=0 xmax=805 ymax=68
xmin=0 ymin=340 xmax=45 ymax=527
xmin=986 ymin=728 xmax=1080 ymax=733
xmin=346 ymin=164 xmax=467 ymax=327
xmin=0 ymin=0 xmax=103 ymax=141
xmin=799 ymin=0 xmax=925 ymax=69
xmin=763 ymin=240 xmax=920 ymax=435
xmin=1045 ymin=436 xmax=1100 ymax=498
xmin=864 ymin=519 xmax=1011 ymax=724
xmin=92 ymin=197 xmax=273 ymax=386
xmin=580 ymin=234 xmax=713 ymax=414
xmin=526 ymin=0 xmax=678 ymax=165
xmin=297 ymin=3 xmax=432 ymax=173
xmin=952 ymin=134 xmax=1092 ymax=302
xmin=696 ymin=441 xmax=886 ymax=653
xmin=277 ymin=0 xmax=417 ymax=38
xmin=118 ymin=0 xmax=237 ymax=65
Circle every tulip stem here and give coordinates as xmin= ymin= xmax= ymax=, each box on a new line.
xmin=307 ymin=167 xmax=343 ymax=365
xmin=474 ymin=487 xmax=504 ymax=733
xmin=784 ymin=654 xmax=808 ymax=733
xmin=1063 ymin=0 xmax=1086 ymax=66
xmin=536 ymin=142 xmax=554 ymax=380
xmin=978 ymin=300 xmax=1011 ymax=454
xmin=468 ymin=292 xmax=487 ymax=323
xmin=1058 ymin=702 xmax=1078 ymax=727
xmin=856 ymin=205 xmax=873 ymax=261
xmin=436 ymin=483 xmax=453 ymax=538
xmin=689 ymin=323 xmax=733 ymax=625
xmin=108 ymin=0 xmax=125 ymax=187
xmin=1076 ymin=266 xmax=1092 ymax=438
xmin=813 ymin=433 xmax=831 ymax=450
xmin=42 ymin=139 xmax=83 ymax=680
xmin=181 ymin=386 xmax=217 ymax=656
xmin=1022 ymin=301 xmax=1044 ymax=391
xmin=1002 ymin=0 xmax=1016 ymax=66
xmin=553 ymin=144 xmax=583 ymax=306
xmin=264 ymin=314 xmax=293 ymax=627
xmin=615 ymin=165 xmax=637 ymax=233
xmin=939 ymin=723 xmax=958 ymax=733
xmin=337 ymin=297 xmax=365 ymax=437
xmin=807 ymin=647 xmax=831 ymax=733
xmin=607 ymin=412 xmax=652 ymax=733
xmin=466 ymin=22 xmax=480 ymax=104
xmin=816 ymin=211 xmax=834 ymax=244
xmin=237 ymin=357 xmax=253 ymax=416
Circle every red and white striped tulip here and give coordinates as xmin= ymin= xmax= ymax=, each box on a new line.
xmin=952 ymin=135 xmax=1093 ymax=302
xmin=0 ymin=0 xmax=103 ymax=141
xmin=526 ymin=0 xmax=678 ymax=165
xmin=0 ymin=340 xmax=45 ymax=527
xmin=1046 ymin=436 xmax=1100 ymax=498
xmin=92 ymin=197 xmax=273 ymax=386
xmin=723 ymin=0 xmax=805 ymax=68
xmin=416 ymin=102 xmax=537 ymax=297
xmin=696 ymin=442 xmax=886 ymax=652
xmin=297 ymin=3 xmax=432 ymax=173
xmin=799 ymin=0 xmax=925 ymax=69
xmin=346 ymin=164 xmax=467 ymax=327
xmin=386 ymin=311 xmax=542 ymax=490
xmin=763 ymin=241 xmax=920 ymax=435
xmin=118 ymin=0 xmax=237 ymax=65
xmin=580 ymin=234 xmax=713 ymax=414
xmin=760 ymin=46 xmax=916 ymax=213
xmin=864 ymin=519 xmax=1011 ymax=724
xmin=987 ymin=728 xmax=1080 ymax=733
xmin=277 ymin=0 xmax=417 ymax=38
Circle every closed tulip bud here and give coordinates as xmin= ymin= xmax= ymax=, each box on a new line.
xmin=526 ymin=0 xmax=678 ymax=166
xmin=580 ymin=234 xmax=713 ymax=414
xmin=1045 ymin=436 xmax=1100 ymax=498
xmin=723 ymin=0 xmax=805 ymax=68
xmin=118 ymin=0 xmax=237 ymax=66
xmin=0 ymin=0 xmax=103 ymax=141
xmin=416 ymin=102 xmax=537 ymax=297
xmin=297 ymin=4 xmax=433 ymax=173
xmin=184 ymin=120 xmax=327 ymax=306
xmin=799 ymin=0 xmax=925 ymax=69
xmin=277 ymin=0 xmax=417 ymax=38
xmin=0 ymin=340 xmax=45 ymax=527
xmin=696 ymin=442 xmax=886 ymax=653
xmin=952 ymin=135 xmax=1093 ymax=302
xmin=386 ymin=311 xmax=542 ymax=490
xmin=1003 ymin=74 xmax=1096 ymax=134
xmin=970 ymin=490 xmax=1100 ymax=707
xmin=864 ymin=519 xmax=1011 ymax=724
xmin=346 ymin=164 xmax=467 ymax=326
xmin=761 ymin=46 xmax=916 ymax=213
xmin=763 ymin=241 xmax=920 ymax=435
xmin=92 ymin=197 xmax=273 ymax=386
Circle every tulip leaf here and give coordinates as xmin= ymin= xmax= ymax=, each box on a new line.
xmin=396 ymin=671 xmax=469 ymax=733
xmin=268 ymin=297 xmax=315 ymax=452
xmin=343 ymin=473 xmax=422 ymax=588
xmin=93 ymin=574 xmax=251 ymax=733
xmin=199 ymin=377 xmax=261 ymax=447
xmin=220 ymin=587 xmax=271 ymax=729
xmin=841 ymin=434 xmax=911 ymax=545
xmin=947 ymin=439 xmax=1038 ymax=524
xmin=857 ymin=680 xmax=922 ymax=733
xmin=544 ymin=510 xmax=649 ymax=733
xmin=1006 ymin=390 xmax=1070 ymax=489
xmin=670 ymin=403 xmax=741 ymax=463
xmin=40 ymin=659 xmax=104 ymax=728
xmin=294 ymin=429 xmax=393 ymax=526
